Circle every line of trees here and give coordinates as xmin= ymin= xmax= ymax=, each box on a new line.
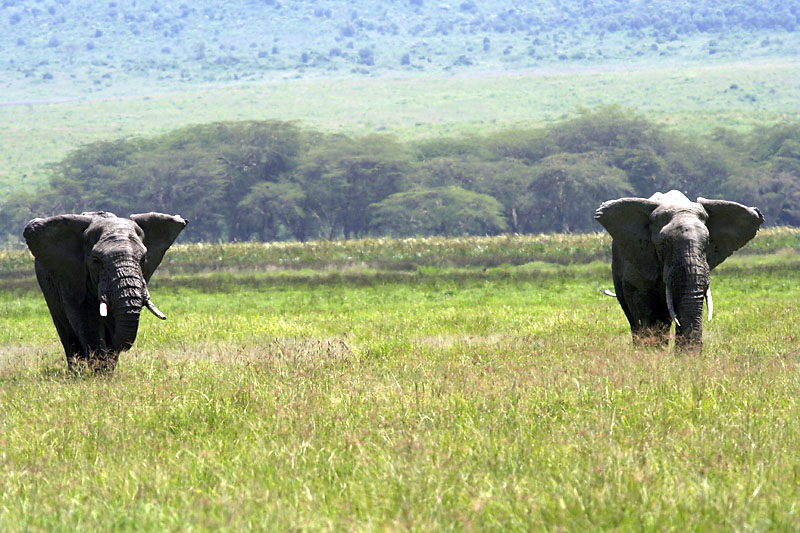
xmin=2 ymin=106 xmax=799 ymax=243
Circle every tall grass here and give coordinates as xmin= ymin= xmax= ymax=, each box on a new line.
xmin=1 ymin=233 xmax=799 ymax=529
xmin=3 ymin=227 xmax=798 ymax=279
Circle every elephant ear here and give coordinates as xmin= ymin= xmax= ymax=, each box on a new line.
xmin=130 ymin=212 xmax=188 ymax=282
xmin=23 ymin=214 xmax=94 ymax=285
xmin=594 ymin=197 xmax=661 ymax=281
xmin=698 ymin=198 xmax=764 ymax=270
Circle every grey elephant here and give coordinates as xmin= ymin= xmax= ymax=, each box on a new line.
xmin=594 ymin=190 xmax=763 ymax=349
xmin=24 ymin=211 xmax=187 ymax=372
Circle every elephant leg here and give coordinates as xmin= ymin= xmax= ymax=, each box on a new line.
xmin=61 ymin=299 xmax=104 ymax=372
xmin=33 ymin=267 xmax=85 ymax=368
xmin=52 ymin=321 xmax=84 ymax=370
xmin=621 ymin=282 xmax=671 ymax=346
xmin=674 ymin=320 xmax=704 ymax=352
xmin=42 ymin=302 xmax=88 ymax=369
xmin=90 ymin=342 xmax=119 ymax=373
xmin=611 ymin=245 xmax=644 ymax=340
xmin=612 ymin=273 xmax=636 ymax=332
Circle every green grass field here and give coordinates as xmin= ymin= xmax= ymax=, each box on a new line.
xmin=1 ymin=231 xmax=799 ymax=529
xmin=3 ymin=57 xmax=799 ymax=200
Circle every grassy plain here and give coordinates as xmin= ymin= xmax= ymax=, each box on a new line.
xmin=1 ymin=230 xmax=799 ymax=529
xmin=3 ymin=57 xmax=799 ymax=199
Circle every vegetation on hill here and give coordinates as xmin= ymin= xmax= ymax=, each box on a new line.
xmin=2 ymin=107 xmax=799 ymax=244
xmin=2 ymin=0 xmax=799 ymax=99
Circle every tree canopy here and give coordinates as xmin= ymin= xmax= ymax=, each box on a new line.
xmin=2 ymin=107 xmax=799 ymax=244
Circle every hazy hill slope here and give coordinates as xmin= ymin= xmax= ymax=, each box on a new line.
xmin=2 ymin=0 xmax=799 ymax=99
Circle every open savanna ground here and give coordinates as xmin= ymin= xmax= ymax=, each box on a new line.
xmin=3 ymin=57 xmax=799 ymax=198
xmin=1 ymin=230 xmax=799 ymax=529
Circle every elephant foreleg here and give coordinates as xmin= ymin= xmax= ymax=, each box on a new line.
xmin=50 ymin=319 xmax=88 ymax=371
xmin=621 ymin=283 xmax=671 ymax=346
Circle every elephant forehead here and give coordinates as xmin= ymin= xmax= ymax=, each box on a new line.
xmin=87 ymin=216 xmax=135 ymax=233
xmin=650 ymin=202 xmax=708 ymax=222
xmin=652 ymin=214 xmax=710 ymax=246
xmin=86 ymin=218 xmax=145 ymax=249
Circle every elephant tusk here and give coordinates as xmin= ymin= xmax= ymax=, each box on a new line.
xmin=706 ymin=286 xmax=713 ymax=322
xmin=145 ymin=299 xmax=167 ymax=320
xmin=596 ymin=282 xmax=616 ymax=297
xmin=99 ymin=302 xmax=108 ymax=317
xmin=665 ymin=287 xmax=681 ymax=328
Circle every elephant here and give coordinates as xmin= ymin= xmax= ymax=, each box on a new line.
xmin=594 ymin=190 xmax=763 ymax=349
xmin=24 ymin=211 xmax=187 ymax=372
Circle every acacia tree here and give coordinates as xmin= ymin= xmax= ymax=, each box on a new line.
xmin=237 ymin=181 xmax=307 ymax=240
xmin=179 ymin=121 xmax=307 ymax=240
xmin=548 ymin=106 xmax=669 ymax=154
xmin=406 ymin=156 xmax=531 ymax=233
xmin=297 ymin=134 xmax=411 ymax=239
xmin=45 ymin=138 xmax=142 ymax=214
xmin=124 ymin=147 xmax=228 ymax=241
xmin=369 ymin=186 xmax=508 ymax=237
xmin=519 ymin=152 xmax=633 ymax=233
xmin=7 ymin=114 xmax=799 ymax=244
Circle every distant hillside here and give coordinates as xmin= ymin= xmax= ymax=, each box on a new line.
xmin=2 ymin=0 xmax=799 ymax=99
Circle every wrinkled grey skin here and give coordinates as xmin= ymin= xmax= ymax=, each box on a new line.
xmin=595 ymin=191 xmax=763 ymax=349
xmin=24 ymin=211 xmax=187 ymax=372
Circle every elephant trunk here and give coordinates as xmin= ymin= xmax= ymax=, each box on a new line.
xmin=112 ymin=307 xmax=141 ymax=351
xmin=99 ymin=256 xmax=146 ymax=352
xmin=665 ymin=244 xmax=710 ymax=348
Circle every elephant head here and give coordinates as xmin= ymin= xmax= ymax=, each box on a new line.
xmin=24 ymin=211 xmax=187 ymax=371
xmin=594 ymin=190 xmax=763 ymax=348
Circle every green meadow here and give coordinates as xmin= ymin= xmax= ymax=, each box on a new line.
xmin=1 ymin=230 xmax=799 ymax=530
xmin=3 ymin=57 xmax=799 ymax=198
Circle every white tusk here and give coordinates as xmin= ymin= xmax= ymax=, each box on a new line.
xmin=665 ymin=287 xmax=681 ymax=328
xmin=599 ymin=288 xmax=616 ymax=297
xmin=145 ymin=299 xmax=167 ymax=320
xmin=99 ymin=302 xmax=108 ymax=317
xmin=706 ymin=286 xmax=713 ymax=322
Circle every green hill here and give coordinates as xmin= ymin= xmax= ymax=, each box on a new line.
xmin=2 ymin=0 xmax=799 ymax=99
